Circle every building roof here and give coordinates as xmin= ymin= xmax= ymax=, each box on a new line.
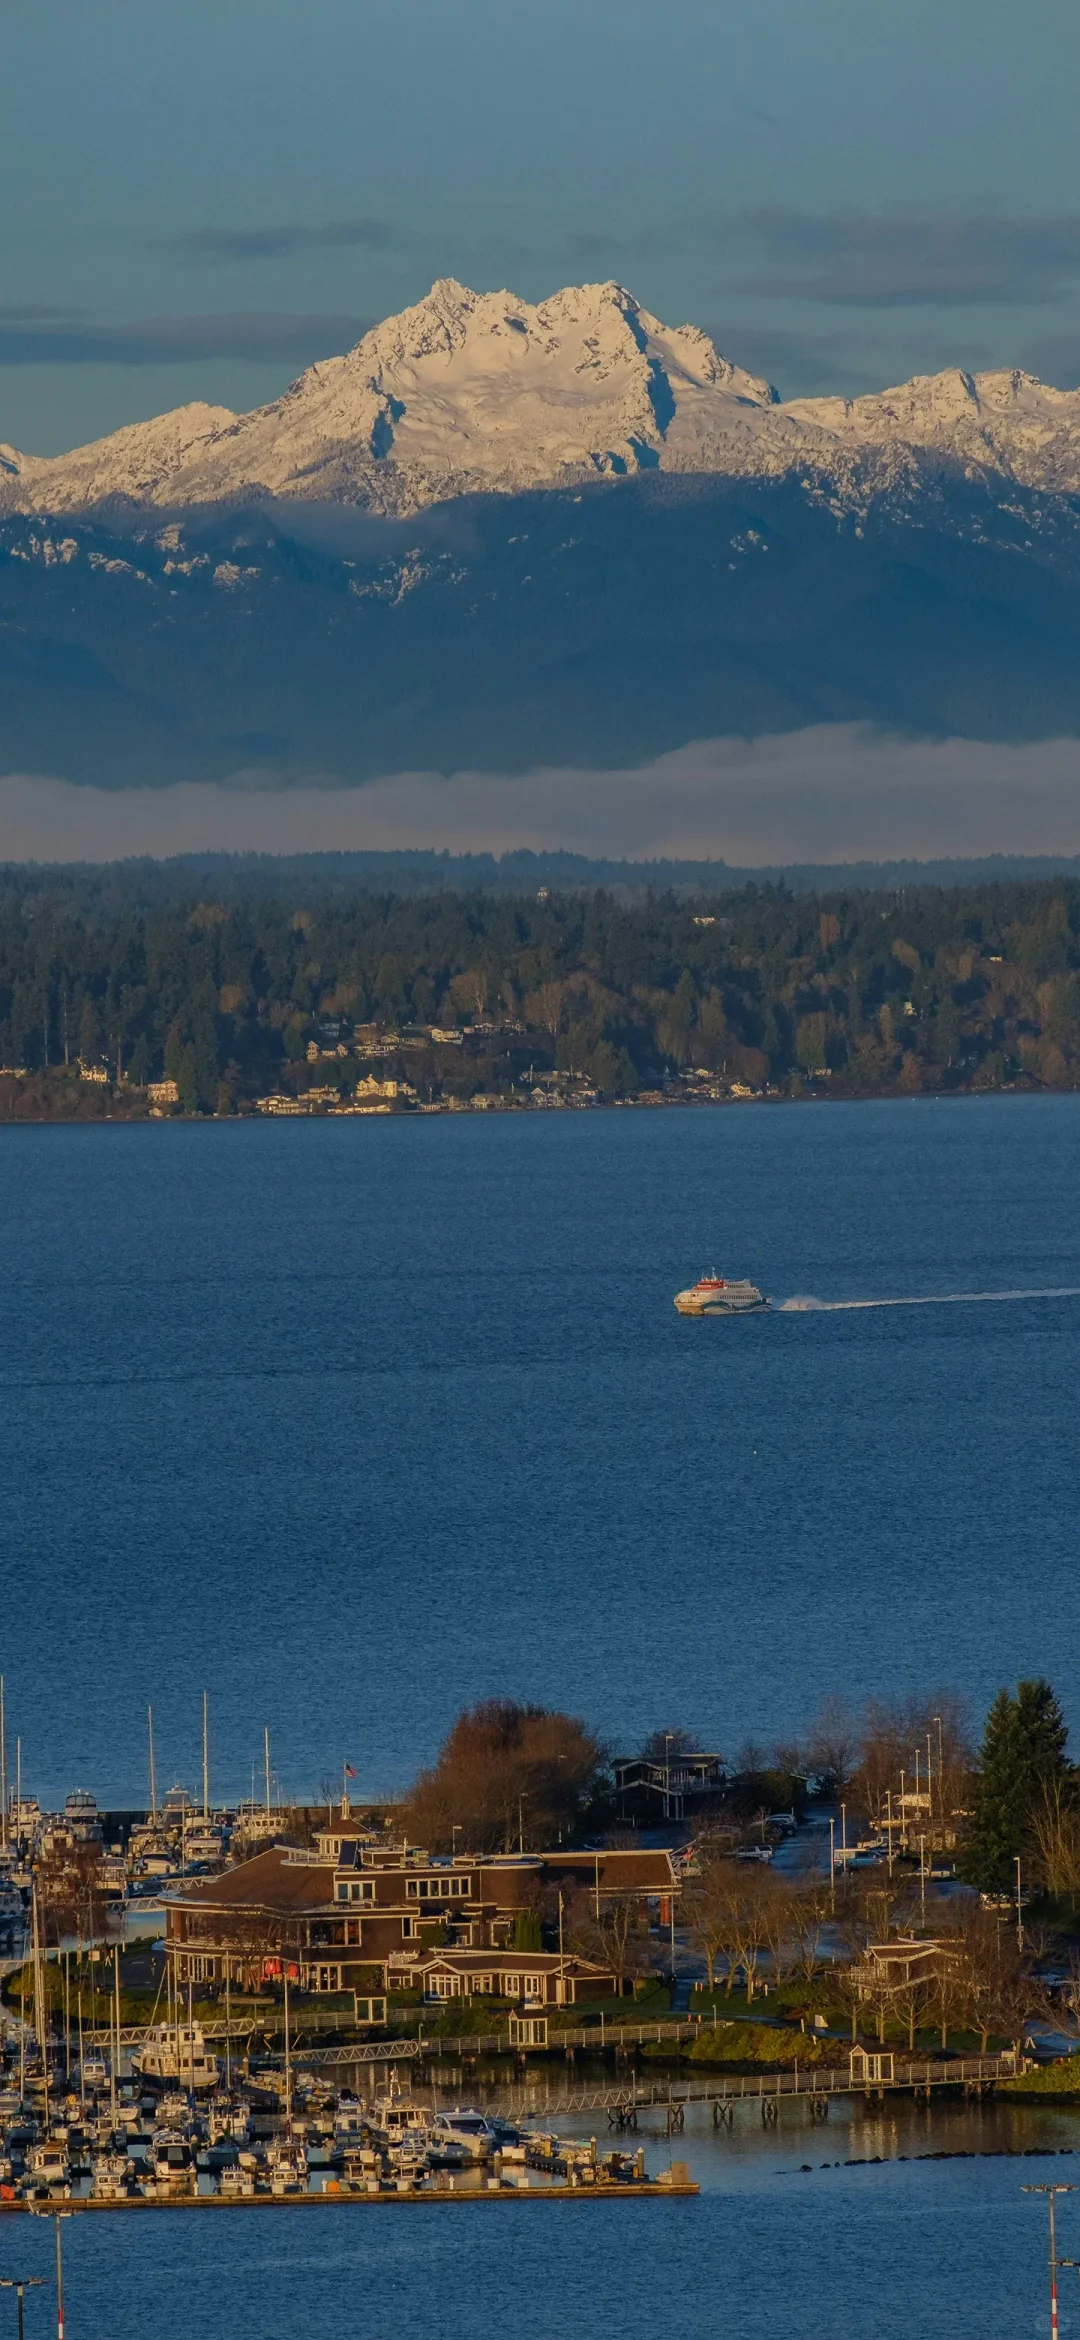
xmin=863 ymin=1938 xmax=952 ymax=1965
xmin=162 ymin=1846 xmax=334 ymax=1915
xmin=162 ymin=1840 xmax=675 ymax=1917
xmin=388 ymin=1948 xmax=611 ymax=1976
xmin=538 ymin=1848 xmax=678 ymax=1892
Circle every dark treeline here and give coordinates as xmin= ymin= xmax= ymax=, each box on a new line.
xmin=4 ymin=870 xmax=1080 ymax=1111
xmin=7 ymin=848 xmax=1080 ymax=903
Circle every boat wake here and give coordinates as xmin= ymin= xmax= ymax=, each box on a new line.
xmin=779 ymin=1287 xmax=1080 ymax=1313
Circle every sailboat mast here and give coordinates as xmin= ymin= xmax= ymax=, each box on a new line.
xmin=32 ymin=1884 xmax=48 ymax=2126
xmin=0 ymin=1675 xmax=7 ymax=1852
xmin=264 ymin=1728 xmax=271 ymax=1820
xmin=111 ymin=1942 xmax=120 ymax=2124
xmin=202 ymin=1691 xmax=209 ymax=1823
xmin=283 ymin=1963 xmax=291 ymax=2134
xmin=148 ymin=1705 xmax=158 ymax=1823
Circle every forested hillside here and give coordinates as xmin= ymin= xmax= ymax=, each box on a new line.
xmin=1 ymin=873 xmax=1079 ymax=1114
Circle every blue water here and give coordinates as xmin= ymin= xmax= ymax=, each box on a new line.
xmin=13 ymin=2101 xmax=1080 ymax=2340
xmin=3 ymin=1095 xmax=1080 ymax=1807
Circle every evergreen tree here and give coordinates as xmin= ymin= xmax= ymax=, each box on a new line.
xmin=958 ymin=1680 xmax=1072 ymax=1892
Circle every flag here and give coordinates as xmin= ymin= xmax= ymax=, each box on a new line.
xmin=344 ymin=1764 xmax=357 ymax=1777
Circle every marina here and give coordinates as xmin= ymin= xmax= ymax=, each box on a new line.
xmin=0 ymin=2047 xmax=697 ymax=2209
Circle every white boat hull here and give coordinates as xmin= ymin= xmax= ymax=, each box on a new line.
xmin=674 ymin=1290 xmax=768 ymax=1315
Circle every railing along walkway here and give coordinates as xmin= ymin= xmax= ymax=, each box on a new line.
xmin=483 ymin=2054 xmax=1018 ymax=2120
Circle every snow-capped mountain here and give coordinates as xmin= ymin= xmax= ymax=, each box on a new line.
xmin=7 ymin=278 xmax=1080 ymax=517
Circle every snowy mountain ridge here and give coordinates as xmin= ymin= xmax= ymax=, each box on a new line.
xmin=7 ymin=278 xmax=1080 ymax=515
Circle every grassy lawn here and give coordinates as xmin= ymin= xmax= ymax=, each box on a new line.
xmin=999 ymin=2062 xmax=1080 ymax=2099
xmin=652 ymin=2021 xmax=843 ymax=2070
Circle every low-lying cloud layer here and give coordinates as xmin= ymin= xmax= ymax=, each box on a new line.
xmin=4 ymin=727 xmax=1080 ymax=865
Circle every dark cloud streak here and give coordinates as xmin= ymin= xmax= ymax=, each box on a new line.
xmin=0 ymin=304 xmax=86 ymax=324
xmin=0 ymin=312 xmax=368 ymax=367
xmin=734 ymin=207 xmax=1080 ymax=307
xmin=158 ymin=218 xmax=406 ymax=263
xmin=702 ymin=323 xmax=881 ymax=395
xmin=1021 ymin=332 xmax=1080 ymax=390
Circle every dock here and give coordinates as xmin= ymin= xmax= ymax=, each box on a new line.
xmin=484 ymin=2054 xmax=1018 ymax=2127
xmin=0 ymin=2181 xmax=699 ymax=2212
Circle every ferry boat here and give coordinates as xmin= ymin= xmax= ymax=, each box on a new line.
xmin=673 ymin=1272 xmax=768 ymax=1317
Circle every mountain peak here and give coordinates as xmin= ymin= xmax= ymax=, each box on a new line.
xmin=7 ymin=282 xmax=1080 ymax=518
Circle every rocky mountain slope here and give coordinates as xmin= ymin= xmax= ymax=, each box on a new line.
xmin=6 ymin=468 xmax=1080 ymax=785
xmin=8 ymin=279 xmax=1080 ymax=784
xmin=7 ymin=279 xmax=1080 ymax=517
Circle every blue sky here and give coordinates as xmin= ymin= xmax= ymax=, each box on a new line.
xmin=4 ymin=0 xmax=1079 ymax=453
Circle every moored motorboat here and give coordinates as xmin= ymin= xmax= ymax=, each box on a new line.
xmin=133 ymin=2024 xmax=220 ymax=2092
xmin=428 ymin=2109 xmax=499 ymax=2162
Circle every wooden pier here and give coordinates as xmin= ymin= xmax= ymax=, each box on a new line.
xmin=482 ymin=2054 xmax=1018 ymax=2127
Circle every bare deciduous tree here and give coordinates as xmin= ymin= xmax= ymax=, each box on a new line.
xmin=805 ymin=1696 xmax=860 ymax=1790
xmin=787 ymin=1882 xmax=832 ymax=1986
xmin=524 ymin=982 xmax=566 ymax=1039
xmin=1032 ymin=1778 xmax=1080 ymax=1895
xmin=566 ymin=1890 xmax=650 ymax=1992
xmin=682 ymin=1854 xmax=742 ymax=1990
xmin=450 ymin=966 xmax=489 ymax=1020
xmin=400 ymin=1700 xmax=607 ymax=1855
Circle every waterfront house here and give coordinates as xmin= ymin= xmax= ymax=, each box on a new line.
xmin=386 ymin=1948 xmax=617 ymax=2005
xmin=857 ymin=1939 xmax=954 ymax=1991
xmin=164 ymin=1844 xmax=546 ymax=1993
xmin=162 ymin=1839 xmax=680 ymax=1996
xmin=354 ymin=1075 xmax=415 ymax=1100
xmin=613 ymin=1754 xmax=725 ymax=1825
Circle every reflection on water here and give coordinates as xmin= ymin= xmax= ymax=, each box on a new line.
xmin=605 ymin=2087 xmax=1080 ymax=2183
xmin=11 ymin=2095 xmax=1080 ymax=2340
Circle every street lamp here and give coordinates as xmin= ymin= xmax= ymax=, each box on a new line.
xmin=29 ymin=2211 xmax=71 ymax=2340
xmin=1023 ymin=2183 xmax=1075 ymax=2340
xmin=0 ymin=2280 xmax=45 ymax=2340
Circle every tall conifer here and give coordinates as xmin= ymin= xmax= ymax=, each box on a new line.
xmin=959 ymin=1680 xmax=1071 ymax=1891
